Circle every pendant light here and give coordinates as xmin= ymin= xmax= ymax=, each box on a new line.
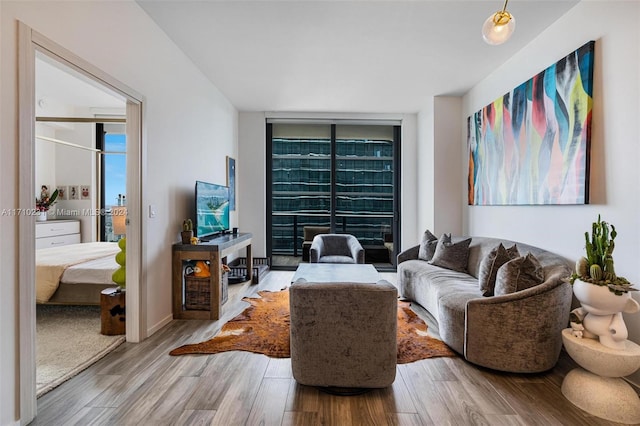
xmin=482 ymin=0 xmax=516 ymax=45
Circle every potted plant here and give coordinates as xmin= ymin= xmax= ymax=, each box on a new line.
xmin=35 ymin=186 xmax=58 ymax=221
xmin=568 ymin=215 xmax=639 ymax=349
xmin=181 ymin=219 xmax=194 ymax=244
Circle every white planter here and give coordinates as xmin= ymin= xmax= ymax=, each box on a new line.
xmin=36 ymin=211 xmax=47 ymax=222
xmin=573 ymin=279 xmax=637 ymax=316
xmin=573 ymin=279 xmax=639 ymax=350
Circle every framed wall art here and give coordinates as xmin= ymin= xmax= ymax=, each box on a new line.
xmin=69 ymin=185 xmax=80 ymax=200
xmin=55 ymin=185 xmax=67 ymax=200
xmin=468 ymin=40 xmax=595 ymax=205
xmin=227 ymin=156 xmax=236 ymax=211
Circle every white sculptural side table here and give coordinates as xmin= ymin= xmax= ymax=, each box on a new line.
xmin=562 ymin=328 xmax=640 ymax=424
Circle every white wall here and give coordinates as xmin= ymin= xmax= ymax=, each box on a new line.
xmin=55 ymin=123 xmax=97 ymax=241
xmin=400 ymin=114 xmax=419 ymax=250
xmin=462 ymin=2 xmax=640 ymax=382
xmin=237 ymin=112 xmax=419 ymax=256
xmin=433 ymin=97 xmax=463 ymax=236
xmin=416 ymin=97 xmax=464 ymax=240
xmin=35 ymin=124 xmax=56 ymax=198
xmin=0 ymin=1 xmax=237 ymax=424
xmin=238 ymin=112 xmax=267 ymax=256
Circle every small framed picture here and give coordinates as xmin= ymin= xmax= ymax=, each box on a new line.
xmin=80 ymin=185 xmax=91 ymax=200
xmin=69 ymin=185 xmax=79 ymax=200
xmin=55 ymin=185 xmax=67 ymax=200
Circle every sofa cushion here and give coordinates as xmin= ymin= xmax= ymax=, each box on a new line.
xmin=418 ymin=230 xmax=439 ymax=261
xmin=428 ymin=234 xmax=472 ymax=273
xmin=494 ymin=253 xmax=545 ymax=296
xmin=478 ymin=243 xmax=520 ymax=297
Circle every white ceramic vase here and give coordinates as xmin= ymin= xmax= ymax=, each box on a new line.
xmin=36 ymin=211 xmax=47 ymax=222
xmin=573 ymin=279 xmax=640 ymax=350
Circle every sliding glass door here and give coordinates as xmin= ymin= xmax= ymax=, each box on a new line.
xmin=267 ymin=122 xmax=400 ymax=270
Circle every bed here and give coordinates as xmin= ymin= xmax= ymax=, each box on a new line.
xmin=36 ymin=242 xmax=121 ymax=305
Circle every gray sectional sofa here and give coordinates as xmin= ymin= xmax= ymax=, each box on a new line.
xmin=397 ymin=236 xmax=573 ymax=373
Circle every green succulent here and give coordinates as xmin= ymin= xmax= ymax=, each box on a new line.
xmin=569 ymin=215 xmax=636 ymax=295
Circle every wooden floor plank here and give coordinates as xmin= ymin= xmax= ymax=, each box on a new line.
xmin=282 ymin=411 xmax=320 ymax=426
xmin=377 ymin=370 xmax=419 ymax=414
xmin=174 ymin=409 xmax=217 ymax=426
xmin=245 ymin=377 xmax=291 ymax=426
xmin=264 ymin=356 xmax=293 ymax=378
xmin=209 ymin=352 xmax=270 ymax=425
xmin=385 ymin=412 xmax=425 ymax=426
xmin=185 ymin=352 xmax=252 ymax=411
xmin=285 ymin=380 xmax=320 ymax=413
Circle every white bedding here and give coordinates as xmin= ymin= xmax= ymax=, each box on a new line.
xmin=61 ymin=255 xmax=119 ymax=285
xmin=36 ymin=242 xmax=120 ymax=303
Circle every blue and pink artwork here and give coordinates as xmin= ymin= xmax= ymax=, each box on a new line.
xmin=468 ymin=41 xmax=594 ymax=205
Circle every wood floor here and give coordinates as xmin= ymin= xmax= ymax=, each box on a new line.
xmin=35 ymin=271 xmax=629 ymax=425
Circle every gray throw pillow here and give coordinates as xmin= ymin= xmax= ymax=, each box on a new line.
xmin=428 ymin=234 xmax=472 ymax=273
xmin=478 ymin=243 xmax=520 ymax=297
xmin=418 ymin=230 xmax=438 ymax=261
xmin=494 ymin=253 xmax=545 ymax=296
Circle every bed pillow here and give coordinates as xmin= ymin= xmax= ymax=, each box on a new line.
xmin=494 ymin=253 xmax=545 ymax=296
xmin=478 ymin=243 xmax=519 ymax=297
xmin=418 ymin=229 xmax=439 ymax=261
xmin=428 ymin=234 xmax=472 ymax=273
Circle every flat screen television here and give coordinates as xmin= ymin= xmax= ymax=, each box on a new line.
xmin=195 ymin=180 xmax=230 ymax=240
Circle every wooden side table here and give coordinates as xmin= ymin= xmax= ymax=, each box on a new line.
xmin=101 ymin=288 xmax=126 ymax=335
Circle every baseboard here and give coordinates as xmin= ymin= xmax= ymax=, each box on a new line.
xmin=147 ymin=313 xmax=173 ymax=337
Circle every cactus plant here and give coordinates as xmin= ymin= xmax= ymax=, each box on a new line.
xmin=181 ymin=219 xmax=194 ymax=244
xmin=569 ymin=215 xmax=636 ymax=295
xmin=589 ymin=264 xmax=602 ymax=281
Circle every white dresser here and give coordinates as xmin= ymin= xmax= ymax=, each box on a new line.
xmin=36 ymin=219 xmax=81 ymax=249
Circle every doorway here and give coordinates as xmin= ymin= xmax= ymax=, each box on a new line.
xmin=18 ymin=22 xmax=145 ymax=423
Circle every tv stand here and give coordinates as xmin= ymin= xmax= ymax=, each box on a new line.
xmin=172 ymin=232 xmax=252 ymax=320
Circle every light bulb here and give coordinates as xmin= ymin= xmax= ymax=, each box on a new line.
xmin=482 ymin=10 xmax=516 ymax=45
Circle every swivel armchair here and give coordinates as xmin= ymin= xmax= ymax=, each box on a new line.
xmin=309 ymin=234 xmax=365 ymax=264
xmin=289 ymin=279 xmax=397 ymax=391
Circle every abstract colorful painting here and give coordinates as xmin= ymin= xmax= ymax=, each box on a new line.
xmin=468 ymin=41 xmax=594 ymax=205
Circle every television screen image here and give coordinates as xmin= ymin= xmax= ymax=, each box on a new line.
xmin=195 ymin=181 xmax=230 ymax=239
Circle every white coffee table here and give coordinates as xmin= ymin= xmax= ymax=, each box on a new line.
xmin=292 ymin=263 xmax=380 ymax=284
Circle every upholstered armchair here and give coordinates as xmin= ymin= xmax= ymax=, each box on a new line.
xmin=309 ymin=234 xmax=365 ymax=264
xmin=289 ymin=280 xmax=397 ymax=390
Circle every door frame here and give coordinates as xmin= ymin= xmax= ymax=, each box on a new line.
xmin=18 ymin=21 xmax=146 ymax=423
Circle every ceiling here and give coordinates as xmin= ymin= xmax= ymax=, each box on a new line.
xmin=136 ymin=0 xmax=580 ymax=113
xmin=33 ymin=1 xmax=581 ymax=115
xmin=35 ymin=52 xmax=125 ymax=117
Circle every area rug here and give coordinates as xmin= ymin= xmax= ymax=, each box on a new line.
xmin=170 ymin=290 xmax=455 ymax=363
xmin=37 ymin=305 xmax=125 ymax=397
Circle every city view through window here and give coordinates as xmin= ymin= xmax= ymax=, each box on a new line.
xmin=270 ymin=123 xmax=399 ymax=269
xmin=102 ymin=132 xmax=126 ymax=242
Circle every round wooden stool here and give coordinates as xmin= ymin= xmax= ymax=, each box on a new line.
xmin=100 ymin=288 xmax=126 ymax=335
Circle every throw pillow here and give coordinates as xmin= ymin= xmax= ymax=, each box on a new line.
xmin=418 ymin=229 xmax=439 ymax=261
xmin=494 ymin=253 xmax=545 ymax=296
xmin=478 ymin=244 xmax=520 ymax=297
xmin=428 ymin=234 xmax=472 ymax=273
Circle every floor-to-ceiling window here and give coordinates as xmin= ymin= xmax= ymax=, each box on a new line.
xmin=267 ymin=121 xmax=400 ymax=270
xmin=96 ymin=123 xmax=126 ymax=242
